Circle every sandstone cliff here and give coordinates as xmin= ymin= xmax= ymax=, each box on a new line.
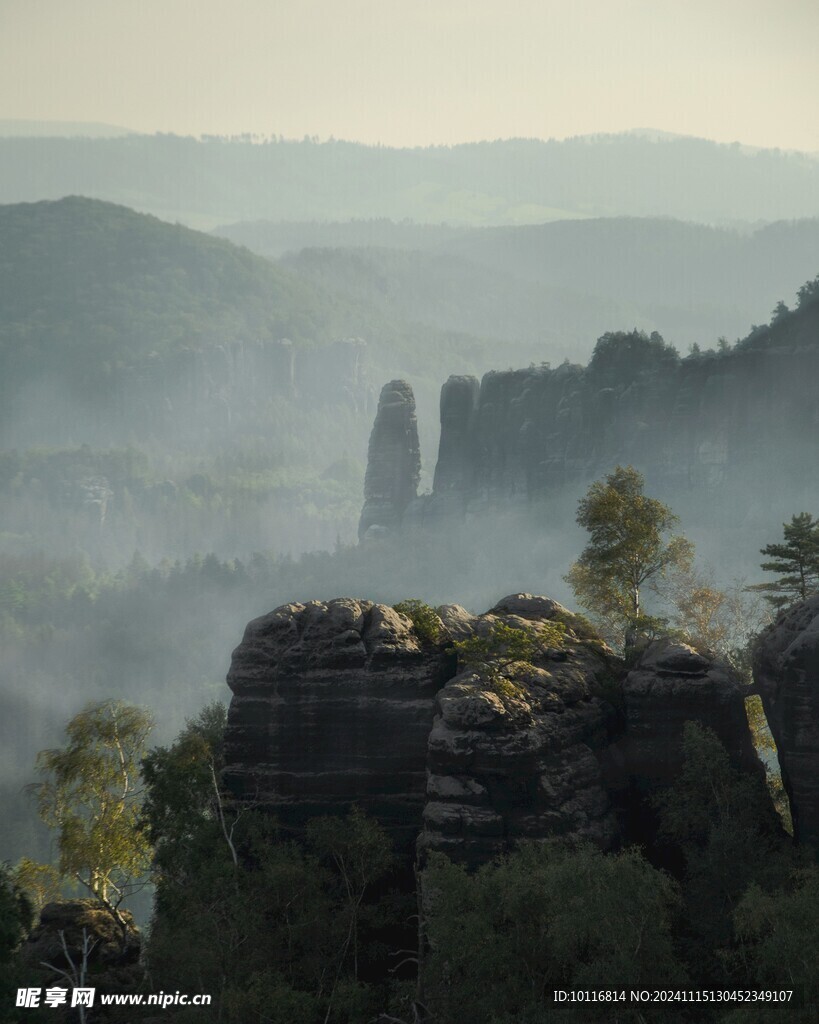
xmin=428 ymin=314 xmax=819 ymax=514
xmin=422 ymin=595 xmax=620 ymax=862
xmin=616 ymin=639 xmax=761 ymax=793
xmin=223 ymin=593 xmax=769 ymax=862
xmin=360 ymin=302 xmax=819 ymax=538
xmin=223 ymin=597 xmax=452 ymax=840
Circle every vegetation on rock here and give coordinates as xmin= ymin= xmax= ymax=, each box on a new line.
xmin=565 ymin=465 xmax=693 ymax=645
xmin=392 ymin=599 xmax=443 ymax=644
xmin=453 ymin=618 xmax=563 ymax=680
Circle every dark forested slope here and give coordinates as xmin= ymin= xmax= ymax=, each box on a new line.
xmin=0 ymin=196 xmax=351 ymax=385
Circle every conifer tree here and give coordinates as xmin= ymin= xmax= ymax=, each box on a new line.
xmin=751 ymin=513 xmax=819 ymax=608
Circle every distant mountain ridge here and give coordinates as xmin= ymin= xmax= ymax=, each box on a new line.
xmin=0 ymin=119 xmax=134 ymax=138
xmin=0 ymin=196 xmax=353 ymax=371
xmin=2 ymin=132 xmax=819 ymax=228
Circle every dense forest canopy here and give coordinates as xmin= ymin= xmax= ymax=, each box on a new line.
xmin=0 ymin=197 xmax=357 ymax=379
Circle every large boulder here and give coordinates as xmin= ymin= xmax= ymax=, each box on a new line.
xmin=754 ymin=596 xmax=819 ymax=851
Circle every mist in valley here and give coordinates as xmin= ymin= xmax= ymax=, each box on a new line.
xmin=4 ymin=4 xmax=819 ymax=1018
xmin=2 ymin=191 xmax=818 ymax=877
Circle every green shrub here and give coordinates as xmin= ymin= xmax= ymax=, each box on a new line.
xmin=454 ymin=619 xmax=563 ymax=681
xmin=393 ymin=599 xmax=442 ymax=644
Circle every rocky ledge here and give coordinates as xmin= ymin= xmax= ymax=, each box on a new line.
xmin=616 ymin=638 xmax=761 ymax=791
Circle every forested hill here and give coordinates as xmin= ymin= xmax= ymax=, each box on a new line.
xmin=276 ymin=217 xmax=819 ymax=358
xmin=0 ymin=196 xmax=387 ymax=451
xmin=2 ymin=133 xmax=819 ymax=228
xmin=0 ymin=197 xmax=532 ymax=453
xmin=0 ymin=196 xmax=356 ymax=378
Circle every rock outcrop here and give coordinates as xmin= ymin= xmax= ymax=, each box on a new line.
xmin=611 ymin=638 xmax=764 ymax=846
xmin=432 ymin=375 xmax=480 ymax=504
xmin=360 ymin=309 xmax=819 ymax=542
xmin=223 ymin=592 xmax=783 ymax=864
xmin=421 ymin=595 xmax=621 ymax=863
xmin=358 ymin=380 xmax=421 ymax=541
xmin=223 ymin=598 xmax=453 ymax=841
xmin=22 ymin=900 xmax=140 ymax=968
xmin=617 ymin=638 xmax=761 ymax=791
xmin=754 ymin=596 xmax=819 ymax=851
xmin=420 ymin=320 xmax=819 ymax=514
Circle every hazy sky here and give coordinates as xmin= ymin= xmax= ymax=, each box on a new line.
xmin=1 ymin=0 xmax=818 ymax=151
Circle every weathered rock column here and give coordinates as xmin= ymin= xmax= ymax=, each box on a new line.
xmin=611 ymin=638 xmax=765 ymax=849
xmin=432 ymin=375 xmax=479 ymax=500
xmin=358 ymin=379 xmax=421 ymax=541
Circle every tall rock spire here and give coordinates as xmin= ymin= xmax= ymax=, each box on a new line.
xmin=358 ymin=379 xmax=421 ymax=541
xmin=433 ymin=374 xmax=479 ymax=497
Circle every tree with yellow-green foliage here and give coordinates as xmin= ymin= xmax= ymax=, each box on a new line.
xmin=28 ymin=700 xmax=153 ymax=946
xmin=565 ymin=465 xmax=694 ymax=646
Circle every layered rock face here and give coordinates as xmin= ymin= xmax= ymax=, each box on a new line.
xmin=358 ymin=380 xmax=421 ymax=540
xmin=223 ymin=593 xmax=774 ymax=862
xmin=431 ymin=375 xmax=480 ymax=507
xmin=425 ymin=320 xmax=819 ymax=515
xmin=754 ymin=596 xmax=819 ymax=851
xmin=610 ymin=638 xmax=764 ymax=846
xmin=223 ymin=598 xmax=453 ymax=838
xmin=422 ymin=595 xmax=621 ymax=862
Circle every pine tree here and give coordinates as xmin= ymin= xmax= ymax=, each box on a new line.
xmin=751 ymin=513 xmax=819 ymax=608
